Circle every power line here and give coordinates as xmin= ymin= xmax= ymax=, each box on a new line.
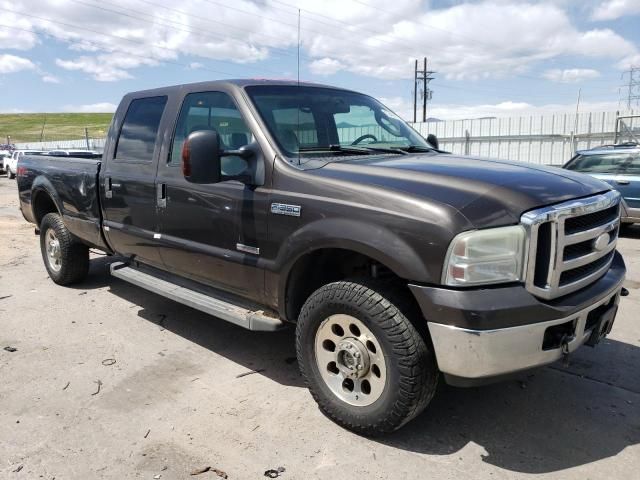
xmin=0 ymin=20 xmax=242 ymax=79
xmin=66 ymin=0 xmax=289 ymax=76
xmin=0 ymin=6 xmax=299 ymax=79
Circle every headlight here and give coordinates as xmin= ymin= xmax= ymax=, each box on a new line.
xmin=442 ymin=225 xmax=526 ymax=286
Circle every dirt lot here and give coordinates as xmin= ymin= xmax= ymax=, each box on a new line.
xmin=1 ymin=176 xmax=639 ymax=480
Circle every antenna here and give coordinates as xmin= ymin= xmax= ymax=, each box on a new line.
xmin=297 ymin=8 xmax=301 ymax=165
xmin=297 ymin=9 xmax=301 ymax=86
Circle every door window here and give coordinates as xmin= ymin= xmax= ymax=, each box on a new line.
xmin=114 ymin=96 xmax=168 ymax=162
xmin=170 ymin=91 xmax=254 ymax=177
xmin=566 ymin=152 xmax=640 ymax=174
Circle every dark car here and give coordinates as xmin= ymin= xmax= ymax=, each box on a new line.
xmin=16 ymin=80 xmax=626 ymax=434
xmin=564 ymin=142 xmax=640 ymax=228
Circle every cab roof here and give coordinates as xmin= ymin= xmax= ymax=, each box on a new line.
xmin=125 ymin=78 xmax=357 ymax=99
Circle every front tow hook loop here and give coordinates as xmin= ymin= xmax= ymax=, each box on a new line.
xmin=561 ymin=334 xmax=574 ymax=368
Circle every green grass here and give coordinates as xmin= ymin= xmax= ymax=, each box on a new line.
xmin=0 ymin=113 xmax=113 ymax=143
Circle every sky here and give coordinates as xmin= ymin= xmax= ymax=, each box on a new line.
xmin=0 ymin=0 xmax=639 ymax=120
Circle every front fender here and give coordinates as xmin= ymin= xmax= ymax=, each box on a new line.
xmin=275 ymin=217 xmax=436 ymax=304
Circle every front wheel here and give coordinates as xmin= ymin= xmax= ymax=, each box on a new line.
xmin=296 ymin=280 xmax=438 ymax=435
xmin=40 ymin=213 xmax=89 ymax=285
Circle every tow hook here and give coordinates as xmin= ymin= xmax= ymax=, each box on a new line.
xmin=560 ymin=334 xmax=574 ymax=367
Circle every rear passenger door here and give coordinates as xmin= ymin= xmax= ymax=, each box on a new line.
xmin=101 ymin=95 xmax=168 ymax=268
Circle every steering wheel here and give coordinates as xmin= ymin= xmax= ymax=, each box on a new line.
xmin=351 ymin=134 xmax=378 ymax=145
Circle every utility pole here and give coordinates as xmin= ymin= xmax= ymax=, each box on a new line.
xmin=413 ymin=59 xmax=418 ymax=123
xmin=413 ymin=57 xmax=435 ymax=123
xmin=624 ymin=66 xmax=640 ymax=110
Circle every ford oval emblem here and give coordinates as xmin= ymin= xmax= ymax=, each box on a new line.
xmin=593 ymin=233 xmax=609 ymax=252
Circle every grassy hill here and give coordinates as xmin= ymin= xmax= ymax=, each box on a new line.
xmin=0 ymin=113 xmax=113 ymax=143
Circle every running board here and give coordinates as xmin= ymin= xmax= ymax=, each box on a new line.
xmin=110 ymin=261 xmax=284 ymax=331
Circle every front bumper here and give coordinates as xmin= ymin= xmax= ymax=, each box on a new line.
xmin=410 ymin=251 xmax=626 ymax=384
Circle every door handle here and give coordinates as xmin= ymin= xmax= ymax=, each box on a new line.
xmin=157 ymin=183 xmax=167 ymax=208
xmin=105 ymin=176 xmax=112 ymax=198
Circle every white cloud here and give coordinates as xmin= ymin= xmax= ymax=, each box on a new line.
xmin=56 ymin=54 xmax=156 ymax=81
xmin=0 ymin=54 xmax=35 ymax=74
xmin=1 ymin=0 xmax=638 ymax=84
xmin=591 ymin=0 xmax=640 ymax=21
xmin=0 ymin=11 xmax=38 ymax=50
xmin=309 ymin=58 xmax=344 ymax=76
xmin=543 ymin=68 xmax=601 ymax=83
xmin=427 ymin=100 xmax=622 ymax=120
xmin=41 ymin=74 xmax=60 ymax=83
xmin=62 ymin=102 xmax=117 ymax=113
xmin=380 ymin=96 xmax=623 ymax=121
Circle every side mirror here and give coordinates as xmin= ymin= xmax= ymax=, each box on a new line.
xmin=426 ymin=133 xmax=439 ymax=150
xmin=182 ymin=130 xmax=221 ymax=184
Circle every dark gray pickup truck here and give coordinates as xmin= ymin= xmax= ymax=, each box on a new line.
xmin=17 ymin=80 xmax=627 ymax=434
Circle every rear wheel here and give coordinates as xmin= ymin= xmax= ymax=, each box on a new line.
xmin=8 ymin=167 xmax=15 ymax=179
xmin=296 ymin=280 xmax=438 ymax=435
xmin=40 ymin=213 xmax=89 ymax=285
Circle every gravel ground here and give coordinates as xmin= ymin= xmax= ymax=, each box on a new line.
xmin=1 ymin=176 xmax=639 ymax=480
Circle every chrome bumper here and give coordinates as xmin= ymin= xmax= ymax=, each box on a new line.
xmin=428 ymin=286 xmax=622 ymax=380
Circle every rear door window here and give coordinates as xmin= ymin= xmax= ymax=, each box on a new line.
xmin=115 ymin=96 xmax=168 ymax=162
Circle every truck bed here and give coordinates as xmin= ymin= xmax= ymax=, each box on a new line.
xmin=17 ymin=154 xmax=109 ymax=251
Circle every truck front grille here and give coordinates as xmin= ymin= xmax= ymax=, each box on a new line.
xmin=521 ymin=190 xmax=620 ymax=300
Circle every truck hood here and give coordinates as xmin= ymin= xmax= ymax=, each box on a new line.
xmin=314 ymin=153 xmax=612 ymax=227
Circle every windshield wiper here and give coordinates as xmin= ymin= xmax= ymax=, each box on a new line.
xmin=298 ymin=145 xmax=371 ymax=155
xmin=297 ymin=144 xmax=408 ymax=156
xmin=356 ymin=145 xmax=409 ymax=155
xmin=395 ymin=145 xmax=434 ymax=153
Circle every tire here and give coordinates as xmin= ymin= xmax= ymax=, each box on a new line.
xmin=619 ymin=223 xmax=634 ymax=235
xmin=296 ymin=279 xmax=438 ymax=435
xmin=8 ymin=167 xmax=15 ymax=179
xmin=39 ymin=213 xmax=89 ymax=285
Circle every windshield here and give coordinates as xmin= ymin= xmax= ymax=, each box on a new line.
xmin=566 ymin=152 xmax=640 ymax=174
xmin=246 ymin=85 xmax=430 ymax=165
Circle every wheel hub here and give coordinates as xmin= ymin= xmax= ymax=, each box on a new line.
xmin=314 ymin=314 xmax=387 ymax=406
xmin=336 ymin=338 xmax=370 ymax=378
xmin=45 ymin=229 xmax=62 ymax=272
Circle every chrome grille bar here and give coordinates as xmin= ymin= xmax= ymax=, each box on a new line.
xmin=521 ymin=190 xmax=620 ymax=300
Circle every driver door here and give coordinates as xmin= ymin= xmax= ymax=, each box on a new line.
xmin=155 ymin=90 xmax=268 ymax=301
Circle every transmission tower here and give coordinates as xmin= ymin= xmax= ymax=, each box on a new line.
xmin=624 ymin=66 xmax=640 ymax=110
xmin=413 ymin=58 xmax=436 ymax=123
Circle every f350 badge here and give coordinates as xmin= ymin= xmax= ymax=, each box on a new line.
xmin=271 ymin=203 xmax=301 ymax=217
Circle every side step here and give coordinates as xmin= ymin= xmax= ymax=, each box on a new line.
xmin=110 ymin=261 xmax=284 ymax=332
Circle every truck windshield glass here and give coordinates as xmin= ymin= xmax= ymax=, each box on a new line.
xmin=246 ymin=85 xmax=430 ymax=165
xmin=566 ymin=152 xmax=640 ymax=174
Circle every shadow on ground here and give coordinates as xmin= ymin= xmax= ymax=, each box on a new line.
xmin=81 ymin=256 xmax=640 ymax=474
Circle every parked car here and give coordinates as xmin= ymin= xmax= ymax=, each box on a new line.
xmin=17 ymin=80 xmax=627 ymax=434
xmin=0 ymin=150 xmax=11 ymax=175
xmin=564 ymin=142 xmax=640 ymax=229
xmin=5 ymin=150 xmax=44 ymax=179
